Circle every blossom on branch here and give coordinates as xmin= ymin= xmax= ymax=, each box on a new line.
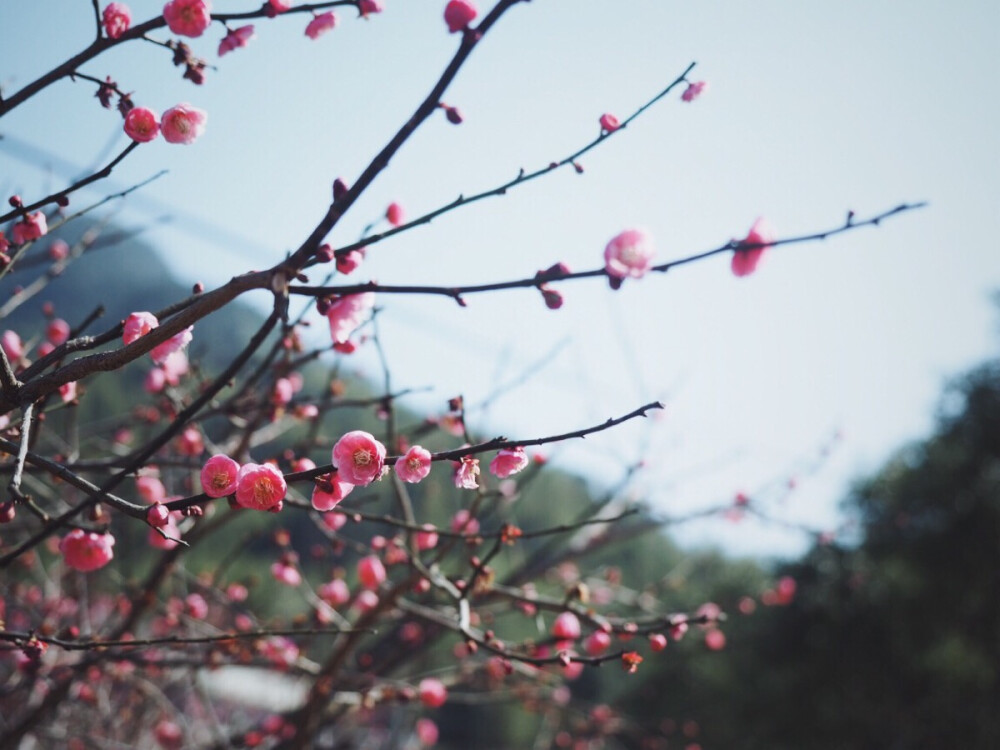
xmin=359 ymin=0 xmax=384 ymax=17
xmin=201 ymin=455 xmax=240 ymax=497
xmin=218 ymin=25 xmax=255 ymax=56
xmin=150 ymin=326 xmax=193 ymax=364
xmin=385 ymin=201 xmax=404 ymax=227
xmin=604 ymin=228 xmax=654 ymax=279
xmin=489 ymin=446 xmax=528 ymax=478
xmin=11 ymin=212 xmax=48 ymax=244
xmin=326 ymin=292 xmax=375 ymax=344
xmin=305 ymin=12 xmax=337 ymax=39
xmin=102 ymin=3 xmax=132 ymax=40
xmin=599 ymin=113 xmax=620 ymax=132
xmin=332 ymin=430 xmax=386 ymax=486
xmin=444 ymin=0 xmax=477 ymax=33
xmin=163 ymin=0 xmax=212 ymax=38
xmin=235 ymin=463 xmax=287 ymax=510
xmin=123 ymin=107 xmax=160 ymax=142
xmin=59 ymin=530 xmax=115 ymax=572
xmin=681 ymin=80 xmax=708 ymax=102
xmin=311 ymin=473 xmax=354 ymax=510
xmin=453 ymin=456 xmax=480 ymax=490
xmin=395 ymin=445 xmax=433 ymax=483
xmin=160 ymin=104 xmax=207 ymax=144
xmin=122 ymin=311 xmax=159 ymax=345
xmin=730 ymin=217 xmax=774 ymax=278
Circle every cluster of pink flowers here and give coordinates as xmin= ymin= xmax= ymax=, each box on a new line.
xmin=326 ymin=292 xmax=375 ymax=345
xmin=102 ymin=3 xmax=132 ymax=39
xmin=163 ymin=0 xmax=212 ymax=38
xmin=11 ymin=212 xmax=48 ymax=245
xmin=124 ymin=104 xmax=207 ymax=145
xmin=200 ymin=455 xmax=286 ymax=511
xmin=122 ymin=311 xmax=194 ymax=369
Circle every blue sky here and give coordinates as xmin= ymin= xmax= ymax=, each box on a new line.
xmin=2 ymin=1 xmax=998 ymax=556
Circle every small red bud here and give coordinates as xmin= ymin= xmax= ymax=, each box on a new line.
xmin=445 ymin=106 xmax=463 ymax=125
xmin=193 ymin=282 xmax=204 ymax=294
xmin=333 ymin=178 xmax=349 ymax=201
xmin=8 ymin=195 xmax=22 ymax=208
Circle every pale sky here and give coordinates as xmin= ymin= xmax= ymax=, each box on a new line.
xmin=2 ymin=1 xmax=998 ymax=556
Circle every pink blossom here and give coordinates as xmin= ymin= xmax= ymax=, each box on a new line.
xmin=335 ymin=247 xmax=365 ymax=275
xmin=395 ymin=445 xmax=432 ymax=483
xmin=144 ymin=367 xmax=166 ymax=394
xmin=704 ymin=628 xmax=726 ymax=650
xmin=150 ymin=326 xmax=193 ymax=364
xmin=177 ymin=426 xmax=204 ymax=456
xmin=552 ymin=611 xmax=581 ymax=641
xmin=311 ymin=475 xmax=354 ymax=511
xmin=123 ymin=106 xmax=159 ymax=142
xmin=359 ymin=0 xmax=383 ymax=17
xmin=59 ymin=530 xmax=115 ymax=572
xmin=604 ymin=228 xmax=654 ymax=279
xmin=160 ymin=350 xmax=189 ymax=384
xmin=326 ymin=292 xmax=375 ymax=344
xmin=218 ymin=24 xmax=254 ymax=56
xmin=488 ymin=446 xmax=528 ymax=478
xmin=147 ymin=503 xmax=170 ymax=528
xmin=234 ymin=463 xmax=286 ymax=510
xmin=149 ymin=512 xmax=182 ymax=550
xmin=227 ymin=583 xmax=248 ymax=602
xmin=444 ymin=0 xmax=477 ymax=33
xmin=584 ymin=630 xmax=612 ymax=656
xmin=160 ymin=104 xmax=207 ymax=145
xmin=649 ymin=633 xmax=668 ymax=652
xmin=136 ymin=475 xmax=166 ymax=504
xmin=355 ymin=589 xmax=379 ymax=613
xmin=415 ymin=718 xmax=439 ymax=747
xmin=269 ymin=0 xmax=291 ymax=11
xmin=357 ymin=555 xmax=386 ymax=589
xmin=273 ymin=377 xmax=294 ymax=405
xmin=419 ymin=677 xmax=447 ymax=708
xmin=450 ymin=508 xmax=479 ymax=534
xmin=416 ymin=524 xmax=439 ymax=550
xmin=260 ymin=635 xmax=299 ymax=668
xmin=599 ymin=113 xmax=620 ymax=132
xmin=48 ymin=239 xmax=69 ymax=261
xmin=0 ymin=232 xmax=8 ymax=254
xmin=1 ymin=330 xmax=23 ymax=362
xmin=103 ymin=3 xmax=132 ymax=39
xmin=59 ymin=381 xmax=78 ymax=403
xmin=46 ymin=319 xmax=71 ymax=346
xmin=332 ymin=430 xmax=386 ymax=486
xmin=271 ymin=560 xmax=302 ymax=587
xmin=11 ymin=212 xmax=47 ymax=244
xmin=305 ymin=11 xmax=337 ymax=39
xmin=319 ymin=578 xmax=350 ymax=606
xmin=154 ymin=719 xmax=183 ymax=749
xmin=731 ymin=217 xmax=774 ymax=278
xmin=385 ymin=201 xmax=404 ymax=226
xmin=185 ymin=593 xmax=208 ymax=619
xmin=201 ymin=455 xmax=240 ymax=498
xmin=123 ymin=311 xmax=158 ymax=345
xmin=453 ymin=456 xmax=479 ymax=490
xmin=775 ymin=575 xmax=797 ymax=605
xmin=163 ymin=0 xmax=212 ymax=38
xmin=681 ymin=80 xmax=708 ymax=102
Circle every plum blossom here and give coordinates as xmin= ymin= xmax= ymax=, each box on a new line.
xmin=48 ymin=239 xmax=69 ymax=260
xmin=150 ymin=326 xmax=193 ymax=365
xmin=59 ymin=381 xmax=78 ymax=403
xmin=59 ymin=530 xmax=115 ymax=572
xmin=103 ymin=3 xmax=132 ymax=39
xmin=453 ymin=456 xmax=479 ymax=490
xmin=415 ymin=718 xmax=439 ymax=747
xmin=305 ymin=12 xmax=336 ymax=39
xmin=584 ymin=630 xmax=612 ymax=655
xmin=311 ymin=474 xmax=354 ymax=511
xmin=681 ymin=80 xmax=708 ymax=102
xmin=163 ymin=0 xmax=212 ymax=38
xmin=444 ymin=0 xmax=477 ymax=33
xmin=123 ymin=311 xmax=158 ymax=345
xmin=599 ymin=113 xmax=620 ymax=132
xmin=201 ymin=455 xmax=240 ymax=497
xmin=551 ymin=611 xmax=581 ymax=641
xmin=123 ymin=107 xmax=159 ymax=142
xmin=319 ymin=578 xmax=350 ymax=606
xmin=332 ymin=430 xmax=386 ymax=485
xmin=235 ymin=462 xmax=286 ymax=510
xmin=489 ymin=446 xmax=528 ymax=478
xmin=11 ymin=212 xmax=47 ymax=244
xmin=218 ymin=24 xmax=254 ymax=56
xmin=359 ymin=0 xmax=383 ymax=17
xmin=272 ymin=559 xmax=302 ymax=587
xmin=385 ymin=201 xmax=404 ymax=226
xmin=604 ymin=228 xmax=654 ymax=279
xmin=161 ymin=104 xmax=207 ymax=145
xmin=326 ymin=293 xmax=375 ymax=344
xmin=418 ymin=678 xmax=447 ymax=708
xmin=357 ymin=555 xmax=386 ymax=589
xmin=395 ymin=445 xmax=432 ymax=483
xmin=46 ymin=319 xmax=70 ymax=346
xmin=731 ymin=217 xmax=774 ymax=278
xmin=269 ymin=0 xmax=291 ymax=11
xmin=416 ymin=524 xmax=439 ymax=550
xmin=136 ymin=475 xmax=166 ymax=504
xmin=1 ymin=331 xmax=23 ymax=362
xmin=450 ymin=508 xmax=479 ymax=535
xmin=336 ymin=247 xmax=365 ymax=275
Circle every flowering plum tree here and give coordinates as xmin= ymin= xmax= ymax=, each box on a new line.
xmin=0 ymin=2 xmax=921 ymax=748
